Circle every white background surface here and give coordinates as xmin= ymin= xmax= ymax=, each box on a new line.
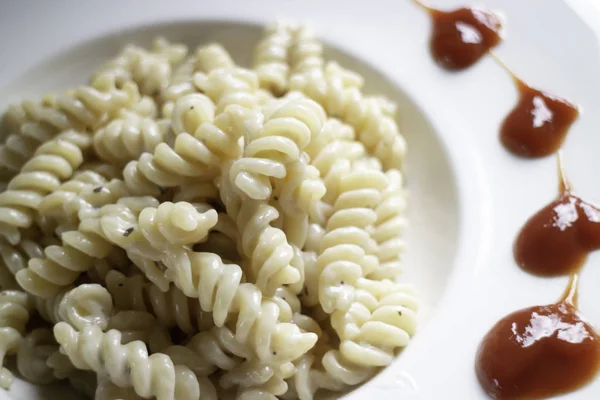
xmin=1 ymin=0 xmax=600 ymax=399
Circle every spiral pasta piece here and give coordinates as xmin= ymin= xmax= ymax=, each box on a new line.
xmin=37 ymin=170 xmax=108 ymax=220
xmin=101 ymin=201 xmax=303 ymax=357
xmin=274 ymin=155 xmax=326 ymax=248
xmin=16 ymin=327 xmax=57 ymax=385
xmin=0 ymin=98 xmax=59 ymax=182
xmin=159 ymin=249 xmax=317 ymax=364
xmin=91 ymin=196 xmax=177 ymax=290
xmin=123 ymin=96 xmax=264 ymax=197
xmin=282 ymin=315 xmax=362 ymax=399
xmin=291 ymin=61 xmax=405 ymax=170
xmin=90 ymin=45 xmax=139 ymax=87
xmin=254 ymin=21 xmax=294 ymax=95
xmin=130 ymin=49 xmax=173 ymax=97
xmin=230 ymin=96 xmax=326 ymax=200
xmin=105 ymin=270 xmax=213 ymax=334
xmin=60 ymin=177 xmax=130 ymax=235
xmin=0 ymin=232 xmax=53 ymax=282
xmin=307 ymin=119 xmax=365 ymax=206
xmin=172 ymin=184 xmax=241 ymax=261
xmin=163 ymin=325 xmax=255 ymax=379
xmin=92 ymin=38 xmax=187 ymax=94
xmin=93 ymin=111 xmax=170 ymax=166
xmin=289 ymin=351 xmax=367 ymax=400
xmin=289 ymin=26 xmax=324 ymax=75
xmin=34 ymin=283 xmax=113 ymax=330
xmin=277 ymin=155 xmax=326 ymax=219
xmin=161 ymin=59 xmax=197 ymax=118
xmin=293 ymin=280 xmax=417 ymax=394
xmin=137 ymin=201 xmax=218 ymax=252
xmin=161 ymin=44 xmax=233 ymax=118
xmin=368 ymin=169 xmax=407 ymax=280
xmin=195 ymin=44 xmax=235 ymax=74
xmin=0 ymin=130 xmax=92 ymax=244
xmin=193 ymin=67 xmax=261 ymax=114
xmin=54 ymin=322 xmax=204 ymax=400
xmin=57 ymin=74 xmax=140 ymax=130
xmin=150 ymin=37 xmax=189 ymax=67
xmin=327 ymin=305 xmax=417 ymax=371
xmin=0 ymin=78 xmax=136 ymax=182
xmin=105 ymin=310 xmax=173 ymax=353
xmin=220 ymin=355 xmax=298 ymax=400
xmin=315 ymin=164 xmax=388 ymax=313
xmin=15 ymin=196 xmax=158 ymax=298
xmin=0 ymin=290 xmax=32 ymax=389
xmin=220 ymin=164 xmax=301 ymax=296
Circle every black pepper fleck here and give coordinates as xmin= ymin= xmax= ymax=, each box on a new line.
xmin=123 ymin=227 xmax=134 ymax=237
xmin=340 ymin=281 xmax=345 ymax=285
xmin=398 ymin=311 xmax=402 ymax=316
xmin=93 ymin=187 xmax=103 ymax=193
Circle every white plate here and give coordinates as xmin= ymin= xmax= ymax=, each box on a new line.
xmin=2 ymin=0 xmax=600 ymax=399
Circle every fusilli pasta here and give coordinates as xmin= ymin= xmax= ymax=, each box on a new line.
xmin=0 ymin=290 xmax=32 ymax=389
xmin=0 ymin=130 xmax=92 ymax=244
xmin=253 ymin=21 xmax=294 ymax=95
xmin=1 ymin=23 xmax=414 ymax=400
xmin=54 ymin=323 xmax=206 ymax=400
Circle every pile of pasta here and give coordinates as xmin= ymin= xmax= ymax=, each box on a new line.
xmin=0 ymin=21 xmax=416 ymax=400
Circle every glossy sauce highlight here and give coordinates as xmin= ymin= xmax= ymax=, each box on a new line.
xmin=500 ymin=78 xmax=579 ymax=158
xmin=422 ymin=4 xmax=503 ymax=71
xmin=514 ymin=161 xmax=600 ymax=276
xmin=476 ymin=275 xmax=600 ymax=399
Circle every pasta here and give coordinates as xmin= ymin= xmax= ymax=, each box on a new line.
xmin=368 ymin=169 xmax=407 ymax=280
xmin=0 ymin=73 xmax=139 ymax=184
xmin=0 ymin=290 xmax=31 ymax=389
xmin=290 ymin=62 xmax=406 ymax=170
xmin=289 ymin=26 xmax=324 ymax=76
xmin=15 ymin=196 xmax=157 ymax=297
xmin=0 ymin=22 xmax=414 ymax=400
xmin=16 ymin=328 xmax=56 ymax=385
xmin=93 ymin=111 xmax=170 ymax=166
xmin=0 ymin=130 xmax=92 ymax=245
xmin=92 ymin=37 xmax=187 ymax=96
xmin=229 ymin=96 xmax=326 ymax=200
xmin=106 ymin=270 xmax=213 ymax=334
xmin=193 ymin=66 xmax=262 ymax=114
xmin=54 ymin=323 xmax=205 ymax=400
xmin=137 ymin=201 xmax=218 ymax=250
xmin=253 ymin=21 xmax=294 ymax=95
